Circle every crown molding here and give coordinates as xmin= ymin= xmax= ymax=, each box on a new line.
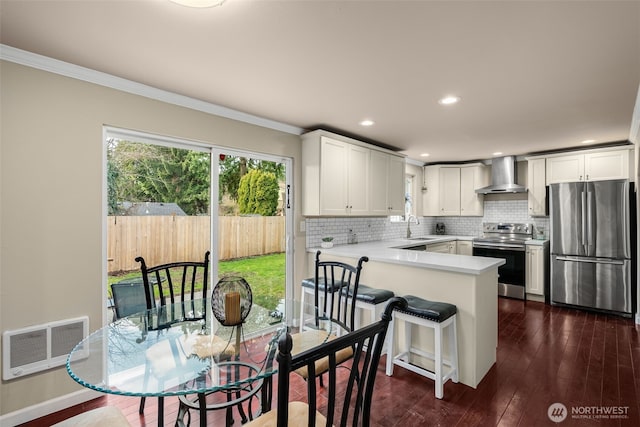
xmin=0 ymin=44 xmax=303 ymax=136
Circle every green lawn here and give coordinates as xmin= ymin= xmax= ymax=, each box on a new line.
xmin=108 ymin=253 xmax=286 ymax=311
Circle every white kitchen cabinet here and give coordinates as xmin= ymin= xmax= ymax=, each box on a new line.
xmin=459 ymin=165 xmax=488 ymax=216
xmin=525 ymin=244 xmax=546 ymax=297
xmin=427 ymin=240 xmax=456 ymax=254
xmin=422 ymin=165 xmax=440 ymax=216
xmin=527 ymin=158 xmax=547 ymax=216
xmin=370 ymin=150 xmax=405 ymax=215
xmin=439 ymin=167 xmax=461 ymax=215
xmin=546 ymin=148 xmax=630 ymax=184
xmin=456 ymin=240 xmax=473 ymax=255
xmin=302 ymin=130 xmax=405 ymax=216
xmin=423 ymin=164 xmax=487 ymax=216
xmin=319 ymin=137 xmax=369 ymax=215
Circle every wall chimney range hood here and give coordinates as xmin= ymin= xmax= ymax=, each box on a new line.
xmin=475 ymin=156 xmax=528 ymax=194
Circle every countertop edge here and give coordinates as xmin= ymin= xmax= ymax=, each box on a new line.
xmin=306 ymin=238 xmax=505 ymax=275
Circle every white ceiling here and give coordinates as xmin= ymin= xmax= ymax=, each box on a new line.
xmin=1 ymin=0 xmax=639 ymax=163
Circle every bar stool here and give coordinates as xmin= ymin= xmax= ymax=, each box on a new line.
xmin=299 ymin=276 xmax=342 ymax=330
xmin=385 ymin=295 xmax=459 ymax=399
xmin=345 ymin=284 xmax=395 ymax=329
xmin=300 ymin=280 xmax=394 ymax=330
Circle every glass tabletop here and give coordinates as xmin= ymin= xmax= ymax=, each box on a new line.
xmin=66 ymin=298 xmax=333 ymax=398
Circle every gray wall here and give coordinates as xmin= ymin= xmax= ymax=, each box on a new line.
xmin=0 ymin=60 xmax=303 ymax=416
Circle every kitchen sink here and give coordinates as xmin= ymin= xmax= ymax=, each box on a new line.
xmin=394 ymin=244 xmax=427 ymax=251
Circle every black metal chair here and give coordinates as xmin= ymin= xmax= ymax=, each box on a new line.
xmin=110 ymin=280 xmax=150 ymax=415
xmin=135 ymin=251 xmax=211 ymax=317
xmin=294 ymin=250 xmax=368 ymax=383
xmin=111 ymin=279 xmax=147 ymax=321
xmin=133 ymin=251 xmax=211 ymax=419
xmin=245 ymin=297 xmax=407 ymax=427
xmin=175 ymin=276 xmax=257 ymax=427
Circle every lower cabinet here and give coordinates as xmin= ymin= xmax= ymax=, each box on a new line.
xmin=456 ymin=240 xmax=473 ymax=256
xmin=427 ymin=241 xmax=456 ymax=254
xmin=525 ymin=244 xmax=547 ymax=297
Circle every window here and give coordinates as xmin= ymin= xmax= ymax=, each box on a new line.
xmin=405 ymin=174 xmax=415 ymax=219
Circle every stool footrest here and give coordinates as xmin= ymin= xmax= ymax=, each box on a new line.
xmin=392 ymin=357 xmax=457 ymax=385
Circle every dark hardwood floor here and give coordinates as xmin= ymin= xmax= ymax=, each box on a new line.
xmin=21 ymin=298 xmax=640 ymax=426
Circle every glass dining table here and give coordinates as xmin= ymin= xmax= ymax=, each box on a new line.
xmin=66 ymin=298 xmax=334 ymax=427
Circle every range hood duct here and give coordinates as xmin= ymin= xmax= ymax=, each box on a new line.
xmin=475 ymin=156 xmax=528 ymax=194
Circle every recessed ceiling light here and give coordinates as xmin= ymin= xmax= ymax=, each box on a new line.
xmin=420 ymin=153 xmax=430 ymax=157
xmin=359 ymin=119 xmax=375 ymax=127
xmin=438 ymin=95 xmax=461 ymax=105
xmin=581 ymin=139 xmax=596 ymax=144
xmin=169 ymin=0 xmax=226 ymax=8
xmin=493 ymin=152 xmax=503 ymax=156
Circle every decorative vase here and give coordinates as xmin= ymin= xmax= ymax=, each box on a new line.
xmin=321 ymin=241 xmax=333 ymax=248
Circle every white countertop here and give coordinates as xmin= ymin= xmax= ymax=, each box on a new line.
xmin=308 ymin=236 xmax=505 ymax=275
xmin=525 ymin=239 xmax=550 ymax=246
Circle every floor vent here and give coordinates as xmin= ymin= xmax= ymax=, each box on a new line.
xmin=2 ymin=316 xmax=89 ymax=380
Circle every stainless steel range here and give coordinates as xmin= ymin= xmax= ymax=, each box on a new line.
xmin=472 ymin=223 xmax=533 ymax=300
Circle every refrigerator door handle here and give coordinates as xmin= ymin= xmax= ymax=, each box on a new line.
xmin=586 ymin=191 xmax=594 ymax=247
xmin=555 ymin=256 xmax=625 ymax=265
xmin=580 ymin=191 xmax=587 ymax=247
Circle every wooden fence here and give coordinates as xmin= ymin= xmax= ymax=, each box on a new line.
xmin=107 ymin=215 xmax=285 ymax=273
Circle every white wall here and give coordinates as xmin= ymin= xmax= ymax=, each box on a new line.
xmin=0 ymin=59 xmax=303 ymax=419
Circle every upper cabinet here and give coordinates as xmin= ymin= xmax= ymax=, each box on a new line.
xmin=439 ymin=167 xmax=461 ymax=215
xmin=527 ymin=158 xmax=547 ymax=216
xmin=370 ymin=150 xmax=405 ymax=215
xmin=422 ymin=163 xmax=488 ymax=216
xmin=422 ymin=165 xmax=440 ymax=216
xmin=460 ymin=165 xmax=489 ymax=215
xmin=545 ymin=148 xmax=630 ymax=185
xmin=318 ymin=137 xmax=369 ymax=216
xmin=301 ymin=130 xmax=405 ymax=216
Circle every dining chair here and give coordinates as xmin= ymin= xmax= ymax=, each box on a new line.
xmin=245 ymin=297 xmax=407 ymax=427
xmin=110 ymin=279 xmax=147 ymax=321
xmin=294 ymin=250 xmax=368 ymax=384
xmin=110 ymin=280 xmax=151 ymax=415
xmin=136 ymin=251 xmax=211 ymax=317
xmin=134 ymin=251 xmax=210 ymax=417
xmin=175 ymin=276 xmax=258 ymax=427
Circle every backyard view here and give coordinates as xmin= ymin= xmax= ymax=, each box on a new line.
xmin=106 ymin=137 xmax=287 ymax=314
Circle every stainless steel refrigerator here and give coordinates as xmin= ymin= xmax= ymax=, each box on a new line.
xmin=549 ymin=179 xmax=635 ymax=316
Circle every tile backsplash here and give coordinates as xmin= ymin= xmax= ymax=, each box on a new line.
xmin=305 ymin=199 xmax=550 ymax=247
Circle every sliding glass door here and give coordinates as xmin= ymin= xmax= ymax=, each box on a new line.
xmin=104 ymin=127 xmax=292 ymax=323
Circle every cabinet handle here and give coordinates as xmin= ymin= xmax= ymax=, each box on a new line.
xmin=579 ymin=175 xmax=583 ymax=180
xmin=586 ymin=174 xmax=589 ymax=180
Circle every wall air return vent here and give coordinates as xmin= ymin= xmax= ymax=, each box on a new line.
xmin=2 ymin=316 xmax=89 ymax=380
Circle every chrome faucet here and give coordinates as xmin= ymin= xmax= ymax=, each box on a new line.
xmin=406 ymin=215 xmax=419 ymax=238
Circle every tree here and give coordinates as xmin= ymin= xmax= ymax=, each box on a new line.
xmin=107 ymin=140 xmax=210 ymax=215
xmin=219 ymin=155 xmax=284 ymax=202
xmin=237 ymin=169 xmax=279 ymax=216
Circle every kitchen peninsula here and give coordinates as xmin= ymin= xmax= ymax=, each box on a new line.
xmin=305 ymin=238 xmax=505 ymax=389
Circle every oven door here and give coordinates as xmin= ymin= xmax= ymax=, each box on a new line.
xmin=473 ymin=244 xmax=526 ymax=300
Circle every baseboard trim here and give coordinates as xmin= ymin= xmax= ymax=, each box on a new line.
xmin=0 ymin=389 xmax=100 ymax=426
